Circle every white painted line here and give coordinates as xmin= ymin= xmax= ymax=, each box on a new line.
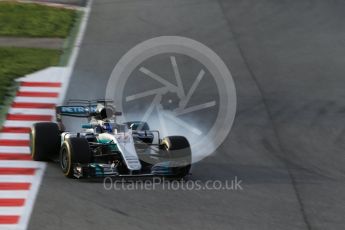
xmin=0 ymin=207 xmax=24 ymax=215
xmin=59 ymin=0 xmax=94 ymax=105
xmin=17 ymin=67 xmax=66 ymax=83
xmin=0 ymin=225 xmax=23 ymax=230
xmin=0 ymin=147 xmax=30 ymax=154
xmin=17 ymin=164 xmax=46 ymax=230
xmin=1 ymin=1 xmax=93 ymax=230
xmin=0 ymin=176 xmax=35 ymax=183
xmin=15 ymin=1 xmax=84 ymax=11
xmin=0 ymin=191 xmax=29 ymax=199
xmin=9 ymin=108 xmax=55 ymax=116
xmin=3 ymin=120 xmax=35 ymax=128
xmin=19 ymin=86 xmax=61 ymax=93
xmin=0 ymin=134 xmax=29 ymax=140
xmin=0 ymin=161 xmax=45 ymax=169
xmin=14 ymin=97 xmax=58 ymax=104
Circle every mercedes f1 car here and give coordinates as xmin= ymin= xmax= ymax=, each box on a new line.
xmin=30 ymin=100 xmax=192 ymax=179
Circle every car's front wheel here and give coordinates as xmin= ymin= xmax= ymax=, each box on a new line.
xmin=161 ymin=136 xmax=192 ymax=179
xmin=59 ymin=138 xmax=91 ymax=178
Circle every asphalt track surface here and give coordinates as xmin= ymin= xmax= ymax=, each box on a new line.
xmin=29 ymin=1 xmax=345 ymax=229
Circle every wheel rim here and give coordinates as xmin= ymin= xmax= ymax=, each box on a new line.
xmin=60 ymin=148 xmax=69 ymax=172
xmin=29 ymin=129 xmax=35 ymax=158
xmin=29 ymin=131 xmax=33 ymax=154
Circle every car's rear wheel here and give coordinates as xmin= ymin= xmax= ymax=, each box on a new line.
xmin=161 ymin=136 xmax=192 ymax=179
xmin=59 ymin=138 xmax=91 ymax=178
xmin=30 ymin=122 xmax=60 ymax=161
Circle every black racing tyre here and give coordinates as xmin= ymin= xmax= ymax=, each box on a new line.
xmin=161 ymin=136 xmax=192 ymax=179
xmin=59 ymin=138 xmax=91 ymax=178
xmin=30 ymin=122 xmax=60 ymax=161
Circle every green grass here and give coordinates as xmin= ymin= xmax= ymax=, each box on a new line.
xmin=59 ymin=10 xmax=83 ymax=66
xmin=0 ymin=47 xmax=60 ymax=105
xmin=0 ymin=2 xmax=76 ymax=37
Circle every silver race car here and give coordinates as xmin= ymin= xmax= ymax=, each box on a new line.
xmin=30 ymin=100 xmax=192 ymax=179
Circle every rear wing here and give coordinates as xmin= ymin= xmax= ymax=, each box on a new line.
xmin=56 ymin=105 xmax=96 ymax=118
xmin=55 ymin=99 xmax=121 ymax=122
xmin=55 ymin=105 xmax=98 ymax=123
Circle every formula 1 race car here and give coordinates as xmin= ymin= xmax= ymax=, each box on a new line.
xmin=29 ymin=100 xmax=192 ymax=179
